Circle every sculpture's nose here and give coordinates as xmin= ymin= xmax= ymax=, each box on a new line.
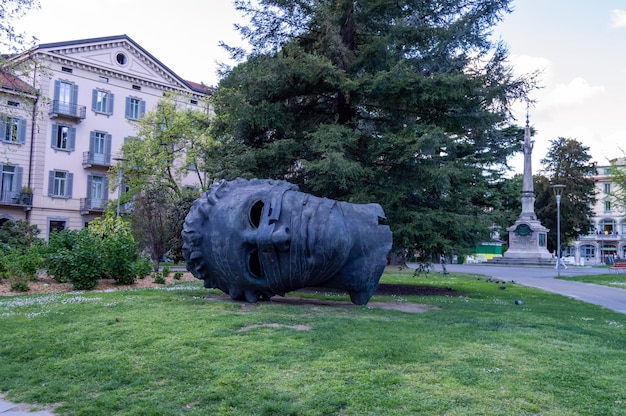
xmin=271 ymin=225 xmax=291 ymax=252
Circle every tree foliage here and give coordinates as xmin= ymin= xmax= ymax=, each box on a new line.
xmin=210 ymin=0 xmax=537 ymax=257
xmin=536 ymin=137 xmax=597 ymax=251
xmin=607 ymin=156 xmax=626 ymax=211
xmin=0 ymin=0 xmax=40 ymax=55
xmin=115 ymin=92 xmax=213 ymax=198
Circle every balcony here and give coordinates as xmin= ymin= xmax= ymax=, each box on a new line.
xmin=579 ymin=233 xmax=625 ymax=241
xmin=80 ymin=197 xmax=106 ymax=215
xmin=0 ymin=190 xmax=33 ymax=208
xmin=49 ymin=100 xmax=86 ymax=122
xmin=83 ymin=152 xmax=111 ymax=168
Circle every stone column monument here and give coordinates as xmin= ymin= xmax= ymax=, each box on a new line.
xmin=503 ymin=117 xmax=552 ymax=260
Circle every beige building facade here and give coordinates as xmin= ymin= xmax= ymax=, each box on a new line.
xmin=568 ymin=159 xmax=626 ymax=265
xmin=1 ymin=35 xmax=210 ymax=239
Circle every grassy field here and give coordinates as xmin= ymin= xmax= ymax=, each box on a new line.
xmin=0 ymin=268 xmax=625 ymax=415
xmin=557 ymin=271 xmax=626 ymax=289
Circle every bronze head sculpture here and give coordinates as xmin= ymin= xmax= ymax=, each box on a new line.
xmin=182 ymin=178 xmax=392 ymax=305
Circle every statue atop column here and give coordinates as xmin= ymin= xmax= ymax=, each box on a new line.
xmin=503 ymin=115 xmax=552 ymax=260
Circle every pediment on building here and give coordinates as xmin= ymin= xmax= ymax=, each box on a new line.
xmin=36 ymin=35 xmax=195 ymax=92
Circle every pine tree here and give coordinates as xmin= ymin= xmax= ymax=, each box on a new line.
xmin=209 ymin=0 xmax=537 ymax=258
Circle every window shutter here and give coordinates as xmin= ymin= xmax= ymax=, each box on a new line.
xmin=139 ymin=99 xmax=146 ymax=118
xmin=66 ymin=173 xmax=73 ymax=199
xmin=54 ymin=80 xmax=61 ymax=101
xmin=48 ymin=171 xmax=54 ymax=196
xmin=103 ymin=176 xmax=109 ymax=198
xmin=89 ymin=131 xmax=96 ymax=154
xmin=108 ymin=93 xmax=115 ymax=115
xmin=0 ymin=118 xmax=6 ymax=141
xmin=71 ymin=83 xmax=78 ymax=105
xmin=105 ymin=134 xmax=112 ymax=164
xmin=91 ymin=89 xmax=98 ymax=112
xmin=18 ymin=119 xmax=27 ymax=144
xmin=125 ymin=96 xmax=131 ymax=118
xmin=51 ymin=123 xmax=58 ymax=148
xmin=15 ymin=166 xmax=23 ymax=192
xmin=86 ymin=175 xmax=93 ymax=198
xmin=68 ymin=127 xmax=76 ymax=151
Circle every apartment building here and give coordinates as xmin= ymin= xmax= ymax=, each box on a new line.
xmin=1 ymin=35 xmax=210 ymax=238
xmin=568 ymin=158 xmax=626 ymax=264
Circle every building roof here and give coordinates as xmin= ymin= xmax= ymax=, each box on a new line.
xmin=32 ymin=34 xmax=211 ymax=94
xmin=0 ymin=70 xmax=37 ymax=95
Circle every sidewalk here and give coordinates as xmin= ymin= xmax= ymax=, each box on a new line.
xmin=0 ymin=395 xmax=54 ymax=416
xmin=442 ymin=263 xmax=626 ymax=314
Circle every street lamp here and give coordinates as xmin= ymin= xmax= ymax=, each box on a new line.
xmin=552 ymin=184 xmax=566 ymax=276
xmin=112 ymin=157 xmax=128 ymax=217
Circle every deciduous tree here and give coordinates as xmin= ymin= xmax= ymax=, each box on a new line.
xmin=536 ymin=137 xmax=597 ymax=251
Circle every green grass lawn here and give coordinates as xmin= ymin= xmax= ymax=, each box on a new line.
xmin=557 ymin=271 xmax=626 ymax=289
xmin=1 ymin=269 xmax=625 ymax=415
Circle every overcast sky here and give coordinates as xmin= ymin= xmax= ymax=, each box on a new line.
xmin=12 ymin=0 xmax=626 ymax=173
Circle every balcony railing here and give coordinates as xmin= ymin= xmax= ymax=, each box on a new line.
xmin=0 ymin=191 xmax=33 ymax=207
xmin=83 ymin=151 xmax=111 ymax=168
xmin=49 ymin=100 xmax=86 ymax=121
xmin=579 ymin=233 xmax=625 ymax=241
xmin=80 ymin=197 xmax=106 ymax=214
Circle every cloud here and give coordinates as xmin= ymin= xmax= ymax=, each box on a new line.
xmin=541 ymin=77 xmax=605 ymax=108
xmin=610 ymin=9 xmax=626 ymax=27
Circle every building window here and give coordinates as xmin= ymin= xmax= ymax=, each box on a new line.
xmin=89 ymin=131 xmax=112 ymax=165
xmin=604 ymin=183 xmax=611 ymax=194
xmin=580 ymin=245 xmax=595 ymax=259
xmin=7 ymin=101 xmax=19 ymax=107
xmin=1 ymin=116 xmax=26 ymax=144
xmin=87 ymin=174 xmax=108 ymax=209
xmin=603 ymin=168 xmax=611 ymax=175
xmin=92 ymin=89 xmax=114 ymax=115
xmin=116 ymin=53 xmax=127 ymax=65
xmin=48 ymin=170 xmax=73 ymax=198
xmin=0 ymin=164 xmax=22 ymax=203
xmin=48 ymin=219 xmax=67 ymax=234
xmin=53 ymin=80 xmax=80 ymax=117
xmin=61 ymin=67 xmax=72 ymax=73
xmin=125 ymin=97 xmax=145 ymax=120
xmin=51 ymin=123 xmax=76 ymax=151
xmin=604 ymin=200 xmax=611 ymax=212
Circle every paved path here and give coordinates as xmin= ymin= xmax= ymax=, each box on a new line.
xmin=0 ymin=394 xmax=54 ymax=415
xmin=440 ymin=263 xmax=626 ymax=314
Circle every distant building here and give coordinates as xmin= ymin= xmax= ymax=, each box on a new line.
xmin=568 ymin=158 xmax=626 ymax=264
xmin=1 ymin=35 xmax=211 ymax=238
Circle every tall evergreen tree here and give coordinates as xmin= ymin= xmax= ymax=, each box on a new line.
xmin=210 ymin=0 xmax=537 ymax=257
xmin=536 ymin=137 xmax=597 ymax=251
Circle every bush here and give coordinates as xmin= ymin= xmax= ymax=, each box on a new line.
xmin=162 ymin=264 xmax=171 ymax=277
xmin=152 ymin=271 xmax=166 ymax=284
xmin=46 ymin=229 xmax=103 ymax=290
xmin=173 ymin=271 xmax=183 ymax=280
xmin=133 ymin=256 xmax=153 ymax=280
xmin=46 ymin=230 xmax=80 ymax=283
xmin=67 ymin=231 xmax=103 ymax=290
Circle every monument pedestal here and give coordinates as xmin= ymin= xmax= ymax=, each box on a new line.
xmin=503 ymin=217 xmax=552 ymax=260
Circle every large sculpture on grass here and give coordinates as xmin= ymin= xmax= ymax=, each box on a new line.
xmin=182 ymin=178 xmax=392 ymax=305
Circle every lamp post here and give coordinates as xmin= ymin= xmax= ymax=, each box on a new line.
xmin=551 ymin=184 xmax=566 ymax=277
xmin=112 ymin=157 xmax=128 ymax=217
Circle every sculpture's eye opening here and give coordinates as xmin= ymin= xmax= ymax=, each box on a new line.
xmin=249 ymin=200 xmax=264 ymax=228
xmin=248 ymin=249 xmax=262 ymax=278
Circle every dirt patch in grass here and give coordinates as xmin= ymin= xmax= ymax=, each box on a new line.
xmin=205 ymin=283 xmax=464 ymax=313
xmin=0 ymin=272 xmax=199 ymax=296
